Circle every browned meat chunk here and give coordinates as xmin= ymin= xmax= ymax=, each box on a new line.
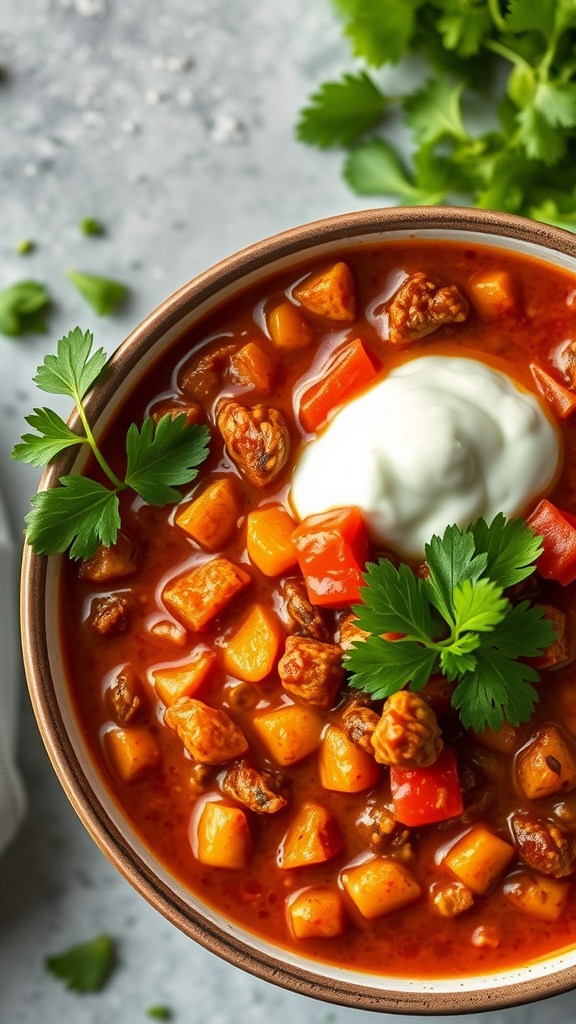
xmin=431 ymin=882 xmax=474 ymax=918
xmin=341 ymin=701 xmax=380 ymax=754
xmin=388 ymin=272 xmax=469 ymax=345
xmin=79 ymin=532 xmax=138 ymax=583
xmin=510 ymin=811 xmax=576 ymax=878
xmin=91 ymin=595 xmax=131 ymax=636
xmin=356 ymin=801 xmax=411 ymax=858
xmin=150 ymin=398 xmax=204 ymax=426
xmin=371 ymin=690 xmax=443 ymax=768
xmin=178 ymin=344 xmax=236 ymax=400
xmin=338 ymin=611 xmax=369 ymax=650
xmin=221 ymin=759 xmax=288 ymax=814
xmin=282 ymin=578 xmax=330 ymax=642
xmin=216 ymin=400 xmax=290 ymax=487
xmin=164 ymin=697 xmax=248 ymax=764
xmin=106 ymin=667 xmax=147 ymax=725
xmin=278 ymin=635 xmax=344 ymax=708
xmin=533 ymin=605 xmax=571 ymax=669
xmin=189 ymin=760 xmax=212 ymax=794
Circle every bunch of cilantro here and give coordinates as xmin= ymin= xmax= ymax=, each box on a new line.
xmin=298 ymin=0 xmax=576 ymax=228
xmin=346 ymin=514 xmax=556 ymax=733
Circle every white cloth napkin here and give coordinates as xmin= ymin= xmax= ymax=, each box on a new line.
xmin=0 ymin=490 xmax=26 ymax=855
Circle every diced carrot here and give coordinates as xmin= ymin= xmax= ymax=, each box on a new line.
xmin=175 ymin=478 xmax=243 ymax=552
xmin=319 ymin=725 xmax=380 ymax=793
xmin=162 ymin=557 xmax=250 ymax=631
xmin=246 ymin=506 xmax=298 ymax=576
xmin=468 ymin=269 xmax=517 ymax=321
xmin=503 ymin=871 xmax=569 ymax=922
xmin=515 ymin=725 xmax=576 ymax=800
xmin=78 ymin=532 xmax=138 ymax=582
xmin=104 ymin=727 xmax=160 ymax=783
xmin=293 ymin=261 xmax=357 ymax=322
xmin=267 ymin=300 xmax=314 ymax=351
xmin=196 ymin=801 xmax=251 ymax=869
xmin=443 ymin=825 xmax=515 ymax=894
xmin=530 ymin=363 xmax=576 ymax=420
xmin=341 ymin=857 xmax=421 ymax=920
xmin=253 ymin=704 xmax=324 ymax=765
xmin=280 ymin=801 xmax=342 ymax=868
xmin=291 ymin=506 xmax=369 ymax=608
xmin=222 ymin=603 xmax=284 ymax=682
xmin=230 ymin=340 xmax=277 ymax=392
xmin=287 ymin=887 xmax=345 ymax=939
xmin=153 ymin=649 xmax=216 ymax=706
xmin=526 ymin=499 xmax=576 ymax=585
xmin=299 ymin=338 xmax=379 ymax=433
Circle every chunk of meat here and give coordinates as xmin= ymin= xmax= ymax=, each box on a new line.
xmin=356 ymin=802 xmax=412 ymax=858
xmin=387 ymin=272 xmax=469 ymax=345
xmin=150 ymin=398 xmax=204 ymax=426
xmin=340 ymin=700 xmax=380 ymax=755
xmin=91 ymin=595 xmax=131 ymax=636
xmin=431 ymin=882 xmax=474 ymax=918
xmin=106 ymin=667 xmax=147 ymax=725
xmin=79 ymin=532 xmax=138 ymax=583
xmin=371 ymin=690 xmax=443 ymax=768
xmin=178 ymin=343 xmax=236 ymax=400
xmin=164 ymin=697 xmax=248 ymax=765
xmin=510 ymin=811 xmax=576 ymax=878
xmin=278 ymin=635 xmax=344 ymax=708
xmin=220 ymin=759 xmax=288 ymax=814
xmin=216 ymin=400 xmax=290 ymax=487
xmin=188 ymin=760 xmax=212 ymax=795
xmin=338 ymin=611 xmax=369 ymax=650
xmin=282 ymin=578 xmax=330 ymax=642
xmin=293 ymin=261 xmax=356 ymax=322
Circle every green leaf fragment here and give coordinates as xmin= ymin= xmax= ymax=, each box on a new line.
xmin=26 ymin=477 xmax=121 ymax=559
xmin=11 ymin=407 xmax=85 ymax=467
xmin=297 ymin=72 xmax=386 ymax=148
xmin=34 ymin=327 xmax=107 ymax=402
xmin=0 ymin=280 xmax=50 ymax=337
xmin=343 ymin=0 xmax=418 ymax=66
xmin=124 ymin=415 xmax=211 ymax=506
xmin=344 ymin=139 xmax=445 ymax=202
xmin=404 ymin=79 xmax=467 ymax=146
xmin=15 ymin=238 xmax=35 ymax=255
xmin=146 ymin=1007 xmax=173 ymax=1020
xmin=347 ymin=635 xmax=440 ymax=700
xmin=67 ymin=269 xmax=127 ymax=316
xmin=80 ymin=216 xmax=104 ymax=236
xmin=45 ymin=934 xmax=116 ymax=994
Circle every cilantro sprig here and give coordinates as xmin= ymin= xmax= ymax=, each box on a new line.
xmin=298 ymin=0 xmax=576 ymax=228
xmin=12 ymin=327 xmax=210 ymax=560
xmin=346 ymin=515 xmax=555 ymax=733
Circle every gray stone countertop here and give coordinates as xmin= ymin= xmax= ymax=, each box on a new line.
xmin=2 ymin=2 xmax=576 ymax=1022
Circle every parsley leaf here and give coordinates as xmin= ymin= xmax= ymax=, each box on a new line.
xmin=343 ymin=139 xmax=445 ymax=202
xmin=34 ymin=326 xmax=107 ymax=402
xmin=425 ymin=523 xmax=487 ymax=623
xmin=471 ymin=512 xmax=543 ymax=587
xmin=12 ymin=408 xmax=84 ymax=467
xmin=452 ymin=577 xmax=508 ymax=635
xmin=348 ymin=635 xmax=440 ymax=700
xmin=0 ymin=280 xmax=50 ymax=337
xmin=45 ymin=934 xmax=116 ymax=994
xmin=343 ymin=0 xmax=419 ymax=66
xmin=404 ymin=79 xmax=467 ymax=145
xmin=67 ymin=269 xmax=127 ymax=316
xmin=125 ymin=415 xmax=210 ymax=505
xmin=354 ymin=559 xmax=438 ymax=641
xmin=452 ymin=647 xmax=540 ymax=731
xmin=26 ymin=477 xmax=121 ymax=560
xmin=297 ymin=72 xmax=386 ymax=148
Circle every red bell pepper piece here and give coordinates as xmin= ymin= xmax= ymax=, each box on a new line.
xmin=530 ymin=364 xmax=576 ymax=420
xmin=299 ymin=337 xmax=379 ymax=433
xmin=291 ymin=506 xmax=369 ymax=608
xmin=390 ymin=746 xmax=463 ymax=827
xmin=526 ymin=499 xmax=576 ymax=585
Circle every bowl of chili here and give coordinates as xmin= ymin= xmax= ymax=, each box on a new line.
xmin=20 ymin=206 xmax=576 ymax=1013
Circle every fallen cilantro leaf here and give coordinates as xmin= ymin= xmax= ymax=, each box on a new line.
xmin=67 ymin=269 xmax=127 ymax=316
xmin=146 ymin=1007 xmax=173 ymax=1020
xmin=297 ymin=72 xmax=386 ymax=148
xmin=0 ymin=280 xmax=50 ymax=337
xmin=80 ymin=216 xmax=104 ymax=236
xmin=45 ymin=934 xmax=116 ymax=994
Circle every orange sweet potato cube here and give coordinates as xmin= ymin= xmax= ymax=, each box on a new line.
xmin=469 ymin=269 xmax=517 ymax=321
xmin=175 ymin=477 xmax=242 ymax=552
xmin=104 ymin=727 xmax=160 ymax=783
xmin=293 ymin=262 xmax=356 ymax=322
xmin=196 ymin=801 xmax=251 ymax=869
xmin=287 ymin=887 xmax=345 ymax=939
xmin=230 ymin=340 xmax=277 ymax=392
xmin=341 ymin=857 xmax=421 ymax=919
xmin=280 ymin=801 xmax=342 ymax=869
xmin=319 ymin=725 xmax=380 ymax=793
xmin=222 ymin=603 xmax=284 ymax=682
xmin=267 ymin=300 xmax=314 ymax=351
xmin=162 ymin=557 xmax=250 ymax=631
xmin=253 ymin=704 xmax=324 ymax=765
xmin=153 ymin=649 xmax=216 ymax=706
xmin=503 ymin=872 xmax=569 ymax=922
xmin=516 ymin=725 xmax=576 ymax=800
xmin=443 ymin=825 xmax=515 ymax=894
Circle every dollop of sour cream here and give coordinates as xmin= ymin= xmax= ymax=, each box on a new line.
xmin=290 ymin=355 xmax=561 ymax=559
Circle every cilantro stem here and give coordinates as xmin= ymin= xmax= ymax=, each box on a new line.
xmin=487 ymin=0 xmax=507 ymax=34
xmin=75 ymin=400 xmax=125 ymax=492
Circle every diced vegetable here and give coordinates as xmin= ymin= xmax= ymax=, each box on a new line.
xmin=468 ymin=269 xmax=517 ymax=321
xmin=474 ymin=721 xmax=519 ymax=755
xmin=175 ymin=478 xmax=242 ymax=552
xmin=443 ymin=825 xmax=515 ymax=894
xmin=267 ymin=300 xmax=314 ymax=351
xmin=526 ymin=499 xmax=576 ymax=585
xmin=78 ymin=532 xmax=138 ymax=582
xmin=515 ymin=725 xmax=576 ymax=800
xmin=341 ymin=857 xmax=421 ymax=920
xmin=222 ymin=603 xmax=284 ymax=682
xmin=162 ymin=558 xmax=250 ymax=631
xmin=280 ymin=801 xmax=342 ymax=868
xmin=503 ymin=872 xmax=569 ymax=922
xmin=230 ymin=340 xmax=277 ymax=392
xmin=287 ymin=887 xmax=345 ymax=939
xmin=153 ymin=650 xmax=216 ymax=706
xmin=253 ymin=704 xmax=324 ymax=765
xmin=390 ymin=746 xmax=463 ymax=827
xmin=299 ymin=337 xmax=378 ymax=432
xmin=319 ymin=725 xmax=380 ymax=793
xmin=293 ymin=261 xmax=356 ymax=322
xmin=530 ymin=364 xmax=576 ymax=420
xmin=196 ymin=801 xmax=251 ymax=869
xmin=291 ymin=506 xmax=369 ymax=608
xmin=246 ymin=506 xmax=299 ymax=576
xmin=104 ymin=727 xmax=160 ymax=783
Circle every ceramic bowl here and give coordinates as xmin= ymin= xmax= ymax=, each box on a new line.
xmin=21 ymin=206 xmax=576 ymax=1014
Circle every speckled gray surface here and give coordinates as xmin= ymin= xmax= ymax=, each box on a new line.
xmin=2 ymin=2 xmax=576 ymax=1022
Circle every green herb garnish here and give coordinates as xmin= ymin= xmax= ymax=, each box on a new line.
xmin=12 ymin=327 xmax=210 ymax=559
xmin=297 ymin=1 xmax=576 ymax=227
xmin=0 ymin=280 xmax=49 ymax=336
xmin=45 ymin=934 xmax=116 ymax=993
xmin=15 ymin=238 xmax=36 ymax=255
xmin=80 ymin=216 xmax=104 ymax=236
xmin=67 ymin=269 xmax=127 ymax=316
xmin=346 ymin=514 xmax=555 ymax=733
xmin=146 ymin=1007 xmax=173 ymax=1020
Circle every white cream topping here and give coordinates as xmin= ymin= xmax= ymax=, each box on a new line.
xmin=290 ymin=355 xmax=561 ymax=559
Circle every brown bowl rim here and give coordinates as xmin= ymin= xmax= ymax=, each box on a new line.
xmin=20 ymin=206 xmax=576 ymax=1014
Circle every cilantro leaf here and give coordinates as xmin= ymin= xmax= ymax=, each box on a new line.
xmin=347 ymin=635 xmax=439 ymax=699
xmin=505 ymin=0 xmax=556 ymax=35
xmin=425 ymin=523 xmax=487 ymax=623
xmin=11 ymin=408 xmax=84 ymax=467
xmin=67 ymin=269 xmax=127 ymax=316
xmin=0 ymin=280 xmax=50 ymax=337
xmin=440 ymin=633 xmax=480 ymax=680
xmin=436 ymin=2 xmax=493 ymax=56
xmin=45 ymin=934 xmax=116 ymax=994
xmin=344 ymin=139 xmax=445 ymax=202
xmin=25 ymin=477 xmax=121 ymax=560
xmin=34 ymin=327 xmax=107 ymax=402
xmin=297 ymin=72 xmax=386 ymax=148
xmin=343 ymin=0 xmax=418 ymax=66
xmin=405 ymin=79 xmax=467 ymax=145
xmin=488 ymin=599 xmax=556 ymax=658
xmin=124 ymin=416 xmax=211 ymax=506
xmin=354 ymin=558 xmax=437 ymax=641
xmin=471 ymin=513 xmax=543 ymax=587
xmin=452 ymin=648 xmax=540 ymax=731
xmin=452 ymin=577 xmax=508 ymax=635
